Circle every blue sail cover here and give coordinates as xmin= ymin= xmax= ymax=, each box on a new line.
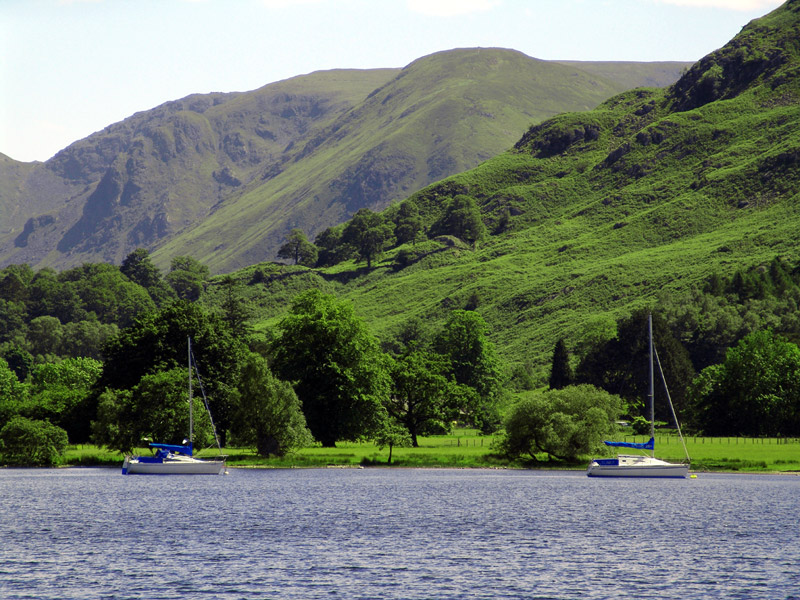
xmin=149 ymin=442 xmax=193 ymax=455
xmin=603 ymin=437 xmax=654 ymax=450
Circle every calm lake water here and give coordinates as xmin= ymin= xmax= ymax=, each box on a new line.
xmin=1 ymin=467 xmax=798 ymax=600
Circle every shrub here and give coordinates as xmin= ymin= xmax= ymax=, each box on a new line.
xmin=0 ymin=416 xmax=68 ymax=466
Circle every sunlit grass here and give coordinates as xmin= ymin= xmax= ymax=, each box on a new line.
xmin=61 ymin=430 xmax=800 ymax=472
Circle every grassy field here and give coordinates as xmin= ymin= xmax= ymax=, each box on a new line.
xmin=61 ymin=430 xmax=800 ymax=473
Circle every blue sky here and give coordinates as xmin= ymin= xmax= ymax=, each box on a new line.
xmin=0 ymin=0 xmax=785 ymax=162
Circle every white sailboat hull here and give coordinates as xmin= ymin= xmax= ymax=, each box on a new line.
xmin=122 ymin=454 xmax=226 ymax=475
xmin=587 ymin=454 xmax=689 ymax=478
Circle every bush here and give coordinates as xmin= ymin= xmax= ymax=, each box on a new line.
xmin=0 ymin=416 xmax=68 ymax=466
xmin=499 ymin=384 xmax=623 ymax=461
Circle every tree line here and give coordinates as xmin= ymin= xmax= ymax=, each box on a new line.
xmin=278 ymin=194 xmax=489 ymax=270
xmin=0 ymin=247 xmax=507 ymax=464
xmin=3 ymin=248 xmax=800 ymax=466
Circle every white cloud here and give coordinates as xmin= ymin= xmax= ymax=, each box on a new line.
xmin=406 ymin=0 xmax=502 ymax=17
xmin=652 ymin=0 xmax=782 ymax=11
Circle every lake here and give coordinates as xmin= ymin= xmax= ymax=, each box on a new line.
xmin=1 ymin=468 xmax=798 ymax=599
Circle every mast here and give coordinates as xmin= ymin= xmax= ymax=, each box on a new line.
xmin=188 ymin=336 xmax=193 ymax=449
xmin=648 ymin=313 xmax=655 ymax=457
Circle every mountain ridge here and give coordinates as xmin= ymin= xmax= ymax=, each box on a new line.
xmin=0 ymin=49 xmax=689 ymax=272
xmin=222 ymin=1 xmax=800 ymax=378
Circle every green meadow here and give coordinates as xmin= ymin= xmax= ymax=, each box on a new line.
xmin=62 ymin=430 xmax=800 ymax=473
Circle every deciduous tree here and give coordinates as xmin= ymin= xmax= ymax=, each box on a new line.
xmin=277 ymin=228 xmax=318 ymax=266
xmin=500 ymin=385 xmax=623 ymax=461
xmin=688 ymin=329 xmax=800 ymax=436
xmin=341 ymin=208 xmax=394 ymax=268
xmin=434 ymin=310 xmax=503 ymax=431
xmin=230 ymin=352 xmax=312 ymax=456
xmin=271 ymin=290 xmax=389 ymax=447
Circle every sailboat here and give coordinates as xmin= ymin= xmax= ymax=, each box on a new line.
xmin=122 ymin=337 xmax=227 ymax=475
xmin=587 ymin=314 xmax=690 ymax=478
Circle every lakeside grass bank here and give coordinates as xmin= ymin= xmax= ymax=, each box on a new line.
xmin=59 ymin=430 xmax=800 ymax=473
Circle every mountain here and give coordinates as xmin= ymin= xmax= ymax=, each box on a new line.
xmin=0 ymin=49 xmax=689 ymax=272
xmin=225 ymin=1 xmax=800 ymax=378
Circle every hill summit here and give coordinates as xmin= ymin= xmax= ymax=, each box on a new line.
xmin=0 ymin=49 xmax=688 ymax=272
xmin=229 ymin=0 xmax=800 ymax=377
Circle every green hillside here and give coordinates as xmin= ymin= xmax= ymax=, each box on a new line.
xmin=0 ymin=50 xmax=688 ymax=273
xmin=222 ymin=0 xmax=800 ymax=381
xmin=151 ymin=49 xmax=669 ymax=272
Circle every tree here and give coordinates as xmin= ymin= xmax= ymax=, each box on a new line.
xmin=217 ymin=276 xmax=251 ymax=338
xmin=277 ymin=228 xmax=318 ymax=266
xmin=92 ymin=368 xmax=215 ymax=454
xmin=57 ymin=263 xmax=155 ymax=328
xmin=60 ymin=320 xmax=119 ymax=359
xmin=314 ymin=225 xmax=352 ymax=267
xmin=434 ymin=310 xmax=503 ymax=431
xmin=386 ymin=351 xmax=461 ymax=447
xmin=120 ymin=248 xmax=175 ymax=305
xmin=341 ymin=208 xmax=394 ymax=269
xmin=98 ymin=300 xmax=247 ymax=445
xmin=2 ymin=344 xmax=34 ymax=382
xmin=27 ymin=357 xmax=102 ymax=443
xmin=435 ymin=195 xmax=486 ymax=247
xmin=0 ymin=357 xmax=28 ymax=429
xmin=373 ymin=419 xmax=412 ymax=464
xmin=26 ymin=315 xmax=63 ymax=358
xmin=0 ymin=416 xmax=68 ymax=466
xmin=499 ymin=385 xmax=623 ymax=461
xmin=230 ymin=352 xmax=312 ymax=456
xmin=166 ymin=256 xmax=210 ymax=302
xmin=271 ymin=290 xmax=389 ymax=447
xmin=548 ymin=338 xmax=573 ymax=389
xmin=576 ymin=310 xmax=694 ymax=421
xmin=394 ymin=200 xmax=423 ymax=246
xmin=688 ymin=329 xmax=800 ymax=436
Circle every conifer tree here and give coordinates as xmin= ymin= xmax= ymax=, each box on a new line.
xmin=548 ymin=338 xmax=573 ymax=390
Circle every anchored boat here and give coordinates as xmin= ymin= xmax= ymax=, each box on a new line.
xmin=587 ymin=314 xmax=690 ymax=478
xmin=122 ymin=337 xmax=227 ymax=475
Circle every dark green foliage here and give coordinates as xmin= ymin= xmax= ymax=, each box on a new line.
xmin=98 ymin=300 xmax=247 ymax=444
xmin=0 ymin=416 xmax=68 ymax=466
xmin=120 ymin=248 xmax=175 ymax=306
xmin=230 ymin=352 xmax=312 ymax=457
xmin=92 ymin=368 xmax=215 ymax=454
xmin=216 ymin=276 xmax=252 ymax=338
xmin=314 ymin=225 xmax=353 ymax=267
xmin=576 ymin=310 xmax=695 ymax=421
xmin=393 ymin=200 xmax=424 ymax=246
xmin=664 ymin=257 xmax=800 ymax=371
xmin=434 ymin=310 xmax=503 ymax=432
xmin=271 ymin=290 xmax=390 ymax=447
xmin=548 ymin=338 xmax=573 ymax=390
xmin=166 ymin=256 xmax=209 ymax=302
xmin=277 ymin=228 xmax=319 ymax=266
xmin=431 ymin=195 xmax=487 ymax=247
xmin=2 ymin=344 xmax=33 ymax=381
xmin=27 ymin=357 xmax=102 ymax=444
xmin=386 ymin=351 xmax=462 ymax=447
xmin=499 ymin=384 xmax=623 ymax=461
xmin=689 ymin=329 xmax=800 ymax=436
xmin=341 ymin=208 xmax=394 ymax=268
xmin=0 ymin=358 xmax=28 ymax=428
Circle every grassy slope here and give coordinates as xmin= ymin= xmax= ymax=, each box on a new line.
xmin=223 ymin=2 xmax=800 ymax=384
xmin=152 ymin=50 xmax=674 ymax=273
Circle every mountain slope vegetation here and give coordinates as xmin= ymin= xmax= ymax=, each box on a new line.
xmin=0 ymin=49 xmax=688 ymax=273
xmin=224 ymin=0 xmax=800 ymax=381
